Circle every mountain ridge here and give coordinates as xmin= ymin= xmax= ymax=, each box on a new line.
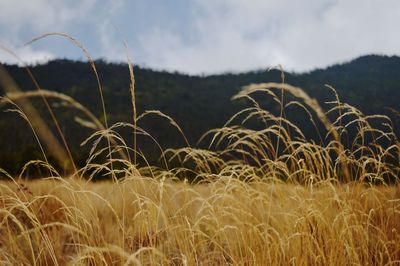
xmin=4 ymin=53 xmax=399 ymax=77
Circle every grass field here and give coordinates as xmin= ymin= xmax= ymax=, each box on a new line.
xmin=1 ymin=35 xmax=400 ymax=264
xmin=1 ymin=177 xmax=399 ymax=265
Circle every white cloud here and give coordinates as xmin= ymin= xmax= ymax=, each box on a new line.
xmin=0 ymin=0 xmax=97 ymax=32
xmin=277 ymin=0 xmax=400 ymax=70
xmin=137 ymin=0 xmax=400 ymax=74
xmin=94 ymin=1 xmax=129 ymax=62
xmin=0 ymin=41 xmax=55 ymax=65
xmin=0 ymin=0 xmax=97 ymax=63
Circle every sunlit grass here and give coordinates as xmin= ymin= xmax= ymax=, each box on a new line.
xmin=1 ymin=177 xmax=399 ymax=265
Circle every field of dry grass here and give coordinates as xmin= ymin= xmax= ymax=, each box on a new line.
xmin=1 ymin=177 xmax=399 ymax=265
xmin=1 ymin=34 xmax=400 ymax=265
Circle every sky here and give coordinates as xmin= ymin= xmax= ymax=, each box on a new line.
xmin=0 ymin=0 xmax=399 ymax=74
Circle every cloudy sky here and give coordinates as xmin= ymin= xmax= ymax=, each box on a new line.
xmin=0 ymin=0 xmax=399 ymax=74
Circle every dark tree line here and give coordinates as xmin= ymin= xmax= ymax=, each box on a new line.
xmin=1 ymin=55 xmax=399 ymax=175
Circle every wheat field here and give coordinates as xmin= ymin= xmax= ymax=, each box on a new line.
xmin=1 ymin=34 xmax=400 ymax=265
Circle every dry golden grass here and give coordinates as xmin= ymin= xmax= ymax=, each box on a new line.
xmin=1 ymin=33 xmax=400 ymax=265
xmin=0 ymin=176 xmax=400 ymax=265
xmin=0 ymin=177 xmax=399 ymax=265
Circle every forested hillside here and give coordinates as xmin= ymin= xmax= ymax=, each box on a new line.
xmin=1 ymin=55 xmax=399 ymax=174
